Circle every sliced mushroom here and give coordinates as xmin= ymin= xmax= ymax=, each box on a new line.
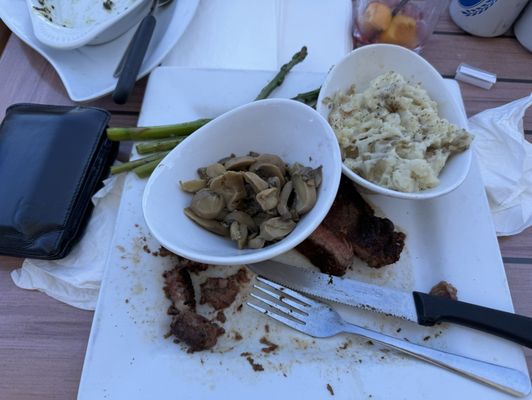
xmin=254 ymin=153 xmax=286 ymax=174
xmin=184 ymin=208 xmax=229 ymax=237
xmin=289 ymin=163 xmax=322 ymax=186
xmin=249 ymin=163 xmax=286 ymax=186
xmin=243 ymin=171 xmax=269 ymax=193
xmin=259 ymin=217 xmax=296 ymax=241
xmin=217 ymin=153 xmax=236 ymax=164
xmin=205 ymin=163 xmax=226 ymax=178
xmin=190 ymin=189 xmax=225 ymax=219
xmin=210 ymin=171 xmax=246 ymax=211
xmin=292 ymin=173 xmax=317 ymax=215
xmin=230 ymin=221 xmax=248 ymax=249
xmin=266 ymin=176 xmax=281 ymax=189
xmin=179 ymin=179 xmax=207 ymax=193
xmin=256 ymin=187 xmax=279 ymax=211
xmin=277 ymin=180 xmax=293 ymax=220
xmin=247 ymin=236 xmax=265 ymax=249
xmin=223 ymin=211 xmax=257 ymax=232
xmin=224 ymin=155 xmax=256 ymax=171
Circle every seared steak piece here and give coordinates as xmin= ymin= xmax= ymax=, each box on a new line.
xmin=297 ymin=177 xmax=405 ymax=275
xmin=163 ymin=267 xmax=195 ymax=310
xmin=296 ymin=227 xmax=352 ymax=276
xmin=175 ymin=255 xmax=210 ymax=273
xmin=200 ymin=268 xmax=249 ymax=310
xmin=162 ymin=260 xmax=224 ymax=352
xmin=429 ymin=281 xmax=458 ymax=300
xmin=170 ymin=310 xmax=225 ymax=353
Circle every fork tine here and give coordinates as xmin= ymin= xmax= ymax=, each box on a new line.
xmin=246 ymin=301 xmax=306 ymax=331
xmin=253 ymin=282 xmax=309 ymax=315
xmin=255 ymin=276 xmax=318 ymax=306
xmin=249 ymin=292 xmax=306 ymax=321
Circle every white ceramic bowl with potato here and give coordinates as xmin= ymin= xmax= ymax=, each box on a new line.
xmin=317 ymin=44 xmax=472 ymax=200
xmin=142 ymin=99 xmax=343 ymax=266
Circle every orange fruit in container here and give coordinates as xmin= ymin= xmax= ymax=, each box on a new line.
xmin=378 ymin=14 xmax=418 ymax=49
xmin=361 ymin=2 xmax=392 ymax=36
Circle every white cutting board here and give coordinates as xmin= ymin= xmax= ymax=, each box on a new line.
xmin=78 ymin=66 xmax=530 ymax=400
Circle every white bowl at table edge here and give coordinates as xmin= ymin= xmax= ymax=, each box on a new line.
xmin=142 ymin=98 xmax=343 ymax=265
xmin=316 ymin=43 xmax=472 ymax=201
xmin=26 ymin=0 xmax=150 ymax=49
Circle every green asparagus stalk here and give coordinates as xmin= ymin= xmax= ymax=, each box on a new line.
xmin=135 ymin=137 xmax=185 ymax=155
xmin=292 ymin=87 xmax=321 ymax=108
xmin=133 ymin=157 xmax=165 ymax=178
xmin=107 ymin=118 xmax=211 ymax=141
xmin=254 ymin=46 xmax=308 ymax=101
xmin=110 ymin=151 xmax=170 ymax=175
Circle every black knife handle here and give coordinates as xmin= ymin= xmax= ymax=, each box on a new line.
xmin=413 ymin=291 xmax=532 ymax=348
xmin=112 ymin=15 xmax=156 ymax=105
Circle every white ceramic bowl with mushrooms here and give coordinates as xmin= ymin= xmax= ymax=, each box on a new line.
xmin=142 ymin=99 xmax=343 ymax=266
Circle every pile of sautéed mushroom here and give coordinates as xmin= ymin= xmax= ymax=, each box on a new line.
xmin=180 ymin=152 xmax=322 ymax=249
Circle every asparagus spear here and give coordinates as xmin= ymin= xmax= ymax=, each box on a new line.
xmin=135 ymin=137 xmax=185 ymax=155
xmin=110 ymin=151 xmax=170 ymax=175
xmin=133 ymin=157 xmax=165 ymax=178
xmin=292 ymin=87 xmax=321 ymax=108
xmin=107 ymin=119 xmax=210 ymax=141
xmin=107 ymin=47 xmax=310 ymax=143
xmin=254 ymin=46 xmax=308 ymax=100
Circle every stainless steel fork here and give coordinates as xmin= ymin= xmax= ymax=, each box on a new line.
xmin=247 ymin=276 xmax=531 ymax=397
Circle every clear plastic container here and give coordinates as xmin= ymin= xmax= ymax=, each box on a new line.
xmin=353 ymin=0 xmax=450 ymax=52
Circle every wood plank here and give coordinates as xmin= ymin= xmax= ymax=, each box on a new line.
xmin=0 ymin=36 xmax=146 ymax=120
xmin=0 ymin=20 xmax=10 ymax=55
xmin=458 ymin=81 xmax=532 ymax=130
xmin=435 ymin=7 xmax=463 ymax=34
xmin=423 ymin=34 xmax=532 ymax=81
xmin=504 ymin=262 xmax=532 ymax=375
xmin=500 ymin=227 xmax=532 ymax=260
xmin=0 ymin=257 xmax=92 ymax=400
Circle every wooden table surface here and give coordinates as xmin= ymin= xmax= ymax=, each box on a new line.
xmin=0 ymin=9 xmax=531 ymax=400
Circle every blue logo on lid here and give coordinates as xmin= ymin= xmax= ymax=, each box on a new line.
xmin=459 ymin=0 xmax=483 ymax=6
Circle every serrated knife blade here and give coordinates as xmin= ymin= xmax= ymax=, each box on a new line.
xmin=248 ymin=260 xmax=419 ymax=322
xmin=247 ymin=260 xmax=532 ymax=349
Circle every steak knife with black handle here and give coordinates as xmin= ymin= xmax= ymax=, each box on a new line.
xmin=248 ymin=260 xmax=532 ymax=348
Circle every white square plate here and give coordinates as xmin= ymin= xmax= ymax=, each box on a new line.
xmin=0 ymin=0 xmax=198 ymax=101
xmin=78 ymin=67 xmax=530 ymax=400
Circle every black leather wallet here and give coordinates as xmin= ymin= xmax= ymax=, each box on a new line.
xmin=0 ymin=104 xmax=118 ymax=259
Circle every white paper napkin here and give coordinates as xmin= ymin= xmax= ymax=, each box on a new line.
xmin=10 ymin=0 xmax=353 ymax=310
xmin=11 ymin=174 xmax=125 ymax=310
xmin=470 ymin=94 xmax=532 ymax=236
xmin=163 ymin=0 xmax=353 ymax=72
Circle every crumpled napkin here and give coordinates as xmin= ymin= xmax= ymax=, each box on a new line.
xmin=470 ymin=93 xmax=532 ymax=236
xmin=10 ymin=174 xmax=125 ymax=310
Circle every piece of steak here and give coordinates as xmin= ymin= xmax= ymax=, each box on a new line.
xmin=200 ymin=268 xmax=250 ymax=310
xmin=170 ymin=310 xmax=225 ymax=353
xmin=429 ymin=281 xmax=458 ymax=300
xmin=163 ymin=261 xmax=224 ymax=352
xmin=162 ymin=267 xmax=195 ymax=311
xmin=297 ymin=176 xmax=405 ymax=275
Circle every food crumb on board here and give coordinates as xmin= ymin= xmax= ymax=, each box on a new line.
xmin=233 ymin=331 xmax=243 ymax=341
xmin=264 ymin=324 xmax=270 ymax=333
xmin=423 ymin=335 xmax=431 ymax=341
xmin=103 ymin=0 xmax=114 ymax=10
xmin=216 ymin=311 xmax=226 ymax=323
xmin=260 ymin=337 xmax=279 ymax=354
xmin=326 ymin=384 xmax=335 ymax=396
xmin=245 ymin=356 xmax=264 ymax=372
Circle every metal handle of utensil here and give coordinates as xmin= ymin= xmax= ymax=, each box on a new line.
xmin=112 ymin=14 xmax=156 ymax=104
xmin=341 ymin=322 xmax=531 ymax=397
